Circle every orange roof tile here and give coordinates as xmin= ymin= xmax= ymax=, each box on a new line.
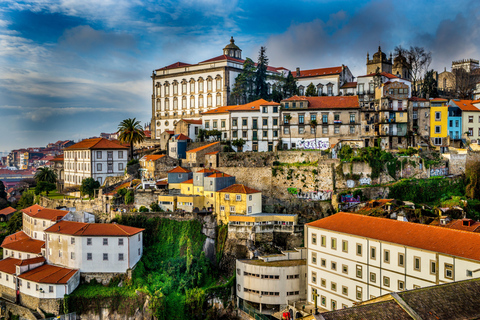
xmin=51 ymin=154 xmax=64 ymax=162
xmin=205 ymin=151 xmax=220 ymax=155
xmin=186 ymin=142 xmax=220 ymax=153
xmin=409 ymin=97 xmax=428 ymax=102
xmin=283 ymin=96 xmax=359 ymax=109
xmin=307 ymin=212 xmax=480 ymax=262
xmin=218 ymin=184 xmax=260 ymax=194
xmin=181 ymin=179 xmax=194 ymax=184
xmin=19 ymin=264 xmax=78 ymax=284
xmin=166 ymin=130 xmax=174 ymax=135
xmin=0 ymin=207 xmax=16 ymax=216
xmin=16 ymin=257 xmax=45 ymax=266
xmin=65 ymin=138 xmax=128 ymax=150
xmin=294 ymin=66 xmax=344 ymax=78
xmin=24 ymin=208 xmax=68 ymax=221
xmin=201 ymin=105 xmax=238 ymax=115
xmin=44 ymin=221 xmax=144 ymax=236
xmin=182 ymin=119 xmax=203 ymax=125
xmin=340 ymin=82 xmax=357 ymax=89
xmin=431 ymin=98 xmax=448 ymax=101
xmin=207 ymin=172 xmax=232 ymax=178
xmin=451 ymin=100 xmax=480 ymax=112
xmin=196 ymin=168 xmax=221 ymax=173
xmin=156 ymin=61 xmax=192 ymax=71
xmin=1 ymin=231 xmax=45 ymax=254
xmin=201 ymin=99 xmax=272 ymax=114
xmin=21 ymin=205 xmax=44 ymax=216
xmin=141 ymin=155 xmax=166 ymax=162
xmin=173 ymin=134 xmax=190 ymax=141
xmin=167 ymin=166 xmax=191 ymax=173
xmin=0 ymin=258 xmax=24 ymax=274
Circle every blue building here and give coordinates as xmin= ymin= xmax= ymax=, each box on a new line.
xmin=167 ymin=166 xmax=193 ymax=189
xmin=448 ymin=102 xmax=462 ymax=141
xmin=168 ymin=134 xmax=190 ymax=159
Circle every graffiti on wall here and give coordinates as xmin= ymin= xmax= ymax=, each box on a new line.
xmin=297 ymin=138 xmax=330 ymax=150
xmin=430 ymin=167 xmax=449 ymax=177
xmin=359 ymin=177 xmax=372 ymax=185
xmin=341 ymin=194 xmax=361 ymax=203
xmin=346 ymin=180 xmax=355 ymax=188
xmin=289 ymin=189 xmax=333 ymax=201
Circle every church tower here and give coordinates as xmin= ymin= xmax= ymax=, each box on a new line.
xmin=223 ymin=37 xmax=242 ymax=59
xmin=392 ymin=52 xmax=412 ymax=80
xmin=366 ymin=46 xmax=392 ymax=74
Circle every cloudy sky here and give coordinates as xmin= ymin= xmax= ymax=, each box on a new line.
xmin=1 ymin=0 xmax=479 ymax=152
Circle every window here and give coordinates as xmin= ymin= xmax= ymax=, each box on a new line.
xmin=350 ymin=125 xmax=355 ymax=134
xmin=435 ymin=125 xmax=441 ymax=134
xmin=273 ymin=118 xmax=278 ymax=126
xmin=97 ymin=163 xmax=102 ymax=171
xmin=118 ymin=163 xmax=124 ymax=171
xmin=434 ymin=137 xmax=442 ymax=145
xmin=283 ymin=127 xmax=289 ymax=134
xmin=435 ymin=112 xmax=441 ymax=121
xmin=331 ymin=261 xmax=337 ymax=271
xmin=383 ymin=276 xmax=390 ymax=287
xmin=342 ymin=286 xmax=348 ymax=296
xmin=371 ymin=247 xmax=376 ymax=260
xmin=220 ymin=206 xmax=225 ymax=211
xmin=430 ymin=260 xmax=437 ymax=275
xmin=312 ymin=271 xmax=317 ymax=284
xmin=321 ymin=259 xmax=326 ymax=267
xmin=263 ymin=130 xmax=268 ymax=137
xmin=299 ymin=126 xmax=305 ymax=134
xmin=356 ymin=286 xmax=362 ymax=300
xmin=469 ymin=116 xmax=474 ymax=123
xmin=230 ymin=206 xmax=235 ymax=213
xmin=119 ymin=253 xmax=124 ymax=261
xmin=370 ymin=272 xmax=376 ymax=283
xmin=71 ymin=252 xmax=75 ymax=260
xmin=414 ymin=256 xmax=421 ymax=271
xmin=398 ymin=253 xmax=405 ymax=267
xmin=96 ymin=151 xmax=102 ymax=159
xmin=334 ymin=126 xmax=339 ymax=134
xmin=356 ymin=265 xmax=362 ymax=278
xmin=103 ymin=238 xmax=108 ymax=246
xmin=299 ymin=114 xmax=305 ymax=124
xmin=356 ymin=244 xmax=362 ymax=256
xmin=273 ymin=130 xmax=278 ymax=137
xmin=342 ymin=240 xmax=348 ymax=252
xmin=103 ymin=253 xmax=108 ymax=261
xmin=350 ymin=114 xmax=355 ymax=123
xmin=467 ymin=270 xmax=473 ymax=277
xmin=312 ymin=233 xmax=317 ymax=245
xmin=331 ymin=282 xmax=337 ymax=291
xmin=331 ymin=238 xmax=337 ymax=250
xmin=236 ymin=195 xmax=241 ymax=201
xmin=242 ymin=131 xmax=247 ymax=138
xmin=248 ymin=206 xmax=252 ymax=214
xmin=232 ymin=118 xmax=237 ymax=126
xmin=213 ymin=121 xmax=217 ymax=128
xmin=205 ymin=121 xmax=210 ymax=129
xmin=342 ymin=264 xmax=348 ymax=274
xmin=322 ymin=126 xmax=328 ymax=134
xmin=312 ymin=252 xmax=317 ymax=264
xmin=331 ymin=300 xmax=337 ymax=310
xmin=225 ymin=194 xmax=230 ymax=200
xmin=87 ymin=253 xmax=92 ymax=260
xmin=242 ymin=118 xmax=247 ymax=126
xmin=445 ymin=263 xmax=453 ymax=279
xmin=384 ymin=250 xmax=390 ymax=263
xmin=321 ymin=235 xmax=326 ymax=247
xmin=398 ymin=280 xmax=405 ymax=291
xmin=320 ymin=295 xmax=326 ymax=307
xmin=321 ymin=278 xmax=326 ymax=287
xmin=232 ymin=131 xmax=237 ymax=138
xmin=71 ymin=237 xmax=75 ymax=245
xmin=87 ymin=238 xmax=92 ymax=245
xmin=27 ymin=282 xmax=30 ymax=289
xmin=118 ymin=238 xmax=124 ymax=246
xmin=273 ymin=106 xmax=278 ymax=113
xmin=138 ymin=248 xmax=141 ymax=255
xmin=49 ymin=286 xmax=53 ymax=293
xmin=263 ymin=118 xmax=268 ymax=126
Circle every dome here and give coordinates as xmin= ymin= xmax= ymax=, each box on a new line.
xmin=372 ymin=46 xmax=387 ymax=60
xmin=394 ymin=54 xmax=408 ymax=68
xmin=224 ymin=36 xmax=240 ymax=50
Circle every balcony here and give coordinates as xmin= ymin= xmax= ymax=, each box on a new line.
xmin=334 ymin=120 xmax=342 ymax=124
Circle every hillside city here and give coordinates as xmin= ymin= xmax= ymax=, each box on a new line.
xmin=1 ymin=37 xmax=480 ymax=320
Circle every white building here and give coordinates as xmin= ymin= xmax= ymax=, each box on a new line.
xmin=43 ymin=220 xmax=144 ymax=274
xmin=21 ymin=206 xmax=69 ymax=241
xmin=294 ymin=66 xmax=355 ymax=97
xmin=2 ymin=231 xmax=44 ymax=260
xmin=236 ymin=248 xmax=307 ymax=315
xmin=306 ymin=212 xmax=480 ymax=311
xmin=64 ymin=137 xmax=128 ymax=186
xmin=201 ymin=99 xmax=281 ymax=152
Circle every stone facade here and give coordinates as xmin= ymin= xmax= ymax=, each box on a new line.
xmin=219 ymin=150 xmax=331 ymax=167
xmin=134 ymin=189 xmax=167 ymax=210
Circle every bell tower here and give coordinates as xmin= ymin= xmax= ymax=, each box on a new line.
xmin=223 ymin=37 xmax=242 ymax=59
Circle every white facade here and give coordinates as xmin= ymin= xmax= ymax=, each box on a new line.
xmin=295 ymin=66 xmax=354 ymax=97
xmin=64 ymin=148 xmax=127 ymax=186
xmin=306 ymin=213 xmax=480 ymax=311
xmin=3 ymin=249 xmax=40 ymax=260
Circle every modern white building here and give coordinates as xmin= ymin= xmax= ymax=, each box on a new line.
xmin=236 ymin=248 xmax=307 ymax=315
xmin=43 ymin=220 xmax=144 ymax=274
xmin=64 ymin=137 xmax=128 ymax=186
xmin=306 ymin=212 xmax=480 ymax=311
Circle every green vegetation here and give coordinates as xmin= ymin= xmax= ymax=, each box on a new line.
xmin=35 ymin=167 xmax=57 ymax=184
xmin=80 ymin=178 xmax=100 ymax=198
xmin=118 ymin=118 xmax=146 ymax=160
xmin=388 ymin=177 xmax=465 ymax=204
xmin=66 ymin=217 xmax=231 ymax=319
xmin=34 ymin=181 xmax=56 ymax=196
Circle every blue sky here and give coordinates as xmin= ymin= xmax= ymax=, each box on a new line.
xmin=1 ymin=0 xmax=479 ymax=152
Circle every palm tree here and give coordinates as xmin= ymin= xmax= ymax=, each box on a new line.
xmin=285 ymin=114 xmax=292 ymax=149
xmin=35 ymin=167 xmax=57 ymax=184
xmin=310 ymin=119 xmax=318 ymax=147
xmin=118 ymin=118 xmax=146 ymax=160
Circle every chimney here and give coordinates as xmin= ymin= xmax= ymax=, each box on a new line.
xmin=296 ymin=67 xmax=300 ymax=77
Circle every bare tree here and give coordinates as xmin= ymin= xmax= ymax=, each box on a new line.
xmin=453 ymin=68 xmax=480 ymax=99
xmin=394 ymin=45 xmax=432 ymax=97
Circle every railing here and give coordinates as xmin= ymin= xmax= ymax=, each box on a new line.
xmin=239 ymin=301 xmax=271 ymax=320
xmin=46 ymin=313 xmax=77 ymax=320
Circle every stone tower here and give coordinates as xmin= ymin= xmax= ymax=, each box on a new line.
xmin=366 ymin=46 xmax=392 ymax=74
xmin=392 ymin=52 xmax=411 ymax=80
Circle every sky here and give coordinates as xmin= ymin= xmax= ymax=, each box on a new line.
xmin=1 ymin=0 xmax=480 ymax=152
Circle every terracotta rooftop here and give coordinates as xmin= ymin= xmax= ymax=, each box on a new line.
xmin=172 ymin=133 xmax=190 ymax=141
xmin=409 ymin=97 xmax=428 ymax=102
xmin=340 ymin=81 xmax=357 ymax=89
xmin=430 ymin=218 xmax=480 ymax=233
xmin=0 ymin=207 xmax=16 ymax=216
xmin=181 ymin=119 xmax=203 ymax=125
xmin=167 ymin=166 xmax=191 ymax=173
xmin=141 ymin=155 xmax=166 ymax=162
xmin=196 ymin=168 xmax=221 ymax=173
xmin=283 ymin=96 xmax=359 ymax=109
xmin=205 ymin=151 xmax=220 ymax=155
xmin=51 ymin=154 xmax=64 ymax=162
xmin=451 ymin=100 xmax=480 ymax=112
xmin=24 ymin=208 xmax=69 ymax=221
xmin=156 ymin=61 xmax=193 ymax=71
xmin=202 ymin=99 xmax=271 ymax=114
xmin=21 ymin=205 xmax=45 ymax=216
xmin=19 ymin=264 xmax=78 ymax=284
xmin=357 ymin=71 xmax=405 ymax=80
xmin=180 ymin=179 xmax=194 ymax=184
xmin=16 ymin=256 xmax=45 ymax=266
xmin=218 ymin=184 xmax=260 ymax=194
xmin=65 ymin=138 xmax=128 ymax=150
xmin=207 ymin=172 xmax=232 ymax=178
xmin=294 ymin=66 xmax=344 ymax=78
xmin=431 ymin=98 xmax=449 ymax=101
xmin=44 ymin=221 xmax=144 ymax=236
xmin=0 ymin=257 xmax=45 ymax=274
xmin=307 ymin=212 xmax=480 ymax=262
xmin=186 ymin=142 xmax=220 ymax=153
xmin=1 ymin=231 xmax=45 ymax=254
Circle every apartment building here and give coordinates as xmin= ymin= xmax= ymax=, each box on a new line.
xmin=430 ymin=98 xmax=449 ymax=149
xmin=408 ymin=97 xmax=430 ymax=147
xmin=294 ymin=65 xmax=354 ymax=96
xmin=64 ymin=138 xmax=128 ymax=186
xmin=21 ymin=206 xmax=69 ymax=241
xmin=306 ymin=212 xmax=480 ymax=311
xmin=450 ymin=100 xmax=480 ymax=143
xmin=215 ymin=184 xmax=262 ymax=223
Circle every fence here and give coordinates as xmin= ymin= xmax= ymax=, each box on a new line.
xmin=45 ymin=313 xmax=77 ymax=320
xmin=239 ymin=301 xmax=271 ymax=320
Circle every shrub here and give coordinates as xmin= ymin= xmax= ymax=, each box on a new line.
xmin=139 ymin=206 xmax=149 ymax=212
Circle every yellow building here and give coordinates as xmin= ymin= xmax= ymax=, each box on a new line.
xmin=430 ymin=98 xmax=449 ymax=147
xmin=177 ymin=195 xmax=205 ymax=212
xmin=215 ymin=184 xmax=262 ymax=224
xmin=139 ymin=155 xmax=166 ymax=179
xmin=158 ymin=195 xmax=177 ymax=212
xmin=228 ymin=213 xmax=300 ymax=235
xmin=180 ymin=179 xmax=194 ymax=195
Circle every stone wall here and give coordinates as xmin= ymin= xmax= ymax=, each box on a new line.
xmin=38 ymin=196 xmax=110 ymax=221
xmin=447 ymin=153 xmax=467 ymax=175
xmin=20 ymin=294 xmax=63 ymax=315
xmin=133 ymin=190 xmax=167 ymax=209
xmin=1 ymin=301 xmax=38 ymax=320
xmin=219 ymin=150 xmax=331 ymax=167
xmin=82 ymin=272 xmax=122 ymax=285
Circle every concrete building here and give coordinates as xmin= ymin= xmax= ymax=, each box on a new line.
xmin=448 ymin=101 xmax=464 ymax=143
xmin=236 ymin=248 xmax=307 ymax=315
xmin=280 ymin=96 xmax=360 ymax=149
xmin=64 ymin=138 xmax=128 ymax=186
xmin=306 ymin=212 xmax=480 ymax=311
xmin=2 ymin=231 xmax=45 ymax=260
xmin=408 ymin=97 xmax=430 ymax=147
xmin=21 ymin=206 xmax=69 ymax=241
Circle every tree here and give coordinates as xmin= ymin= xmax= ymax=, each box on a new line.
xmin=150 ymin=202 xmax=162 ymax=212
xmin=283 ymin=71 xmax=298 ymax=98
xmin=34 ymin=167 xmax=57 ymax=184
xmin=255 ymin=46 xmax=269 ymax=100
xmin=394 ymin=45 xmax=431 ymax=97
xmin=285 ymin=114 xmax=292 ymax=149
xmin=6 ymin=211 xmax=22 ymax=235
xmin=231 ymin=58 xmax=256 ymax=104
xmin=453 ymin=68 xmax=480 ymax=99
xmin=466 ymin=162 xmax=480 ymax=199
xmin=310 ymin=119 xmax=318 ymax=145
xmin=80 ymin=178 xmax=100 ymax=198
xmin=118 ymin=118 xmax=146 ymax=160
xmin=422 ymin=69 xmax=439 ymax=98
xmin=16 ymin=192 xmax=34 ymax=209
xmin=0 ymin=180 xmax=8 ymax=210
xmin=231 ymin=139 xmax=246 ymax=152
xmin=271 ymin=87 xmax=283 ymax=102
xmin=125 ymin=190 xmax=134 ymax=204
xmin=35 ymin=181 xmax=56 ymax=196
xmin=305 ymin=83 xmax=317 ymax=96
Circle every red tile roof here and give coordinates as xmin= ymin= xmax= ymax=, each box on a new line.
xmin=451 ymin=100 xmax=480 ymax=112
xmin=19 ymin=264 xmax=78 ymax=284
xmin=21 ymin=205 xmax=44 ymax=216
xmin=1 ymin=231 xmax=45 ymax=254
xmin=182 ymin=119 xmax=203 ymax=125
xmin=166 ymin=130 xmax=174 ymax=135
xmin=141 ymin=155 xmax=166 ymax=162
xmin=283 ymin=96 xmax=359 ymax=109
xmin=156 ymin=61 xmax=193 ymax=71
xmin=65 ymin=138 xmax=128 ymax=150
xmin=340 ymin=82 xmax=357 ymax=89
xmin=409 ymin=97 xmax=428 ymax=102
xmin=167 ymin=166 xmax=191 ymax=173
xmin=199 ymin=54 xmax=245 ymax=64
xmin=294 ymin=66 xmax=344 ymax=78
xmin=173 ymin=134 xmax=190 ymax=141
xmin=432 ymin=219 xmax=480 ymax=233
xmin=186 ymin=142 xmax=220 ymax=153
xmin=431 ymin=98 xmax=448 ymax=101
xmin=16 ymin=257 xmax=45 ymax=266
xmin=201 ymin=105 xmax=237 ymax=114
xmin=218 ymin=184 xmax=260 ymax=194
xmin=24 ymin=208 xmax=68 ymax=221
xmin=0 ymin=258 xmax=27 ymax=274
xmin=207 ymin=172 xmax=232 ymax=178
xmin=307 ymin=212 xmax=480 ymax=262
xmin=144 ymin=130 xmax=151 ymax=138
xmin=181 ymin=179 xmax=194 ymax=184
xmin=44 ymin=221 xmax=144 ymax=236
xmin=205 ymin=151 xmax=220 ymax=155
xmin=156 ymin=180 xmax=168 ymax=186
xmin=51 ymin=154 xmax=64 ymax=162
xmin=201 ymin=99 xmax=272 ymax=114
xmin=0 ymin=207 xmax=16 ymax=216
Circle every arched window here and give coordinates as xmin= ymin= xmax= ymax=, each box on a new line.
xmin=164 ymin=82 xmax=170 ymax=96
xmin=165 ymin=98 xmax=170 ymax=111
xmin=215 ymin=76 xmax=222 ymax=91
xmin=207 ymin=77 xmax=213 ymax=91
xmin=198 ymin=95 xmax=204 ymax=108
xmin=190 ymin=96 xmax=195 ymax=109
xmin=156 ymin=99 xmax=161 ymax=111
xmin=182 ymin=96 xmax=187 ymax=109
xmin=216 ymin=93 xmax=221 ymax=106
xmin=317 ymin=84 xmax=323 ymax=96
xmin=443 ymin=78 xmax=447 ymax=90
xmin=198 ymin=78 xmax=204 ymax=92
xmin=155 ymin=83 xmax=161 ymax=97
xmin=207 ymin=94 xmax=212 ymax=107
xmin=299 ymin=85 xmax=305 ymax=96
xmin=182 ymin=80 xmax=187 ymax=94
xmin=173 ymin=97 xmax=178 ymax=110
xmin=173 ymin=81 xmax=178 ymax=95
xmin=190 ymin=79 xmax=195 ymax=93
